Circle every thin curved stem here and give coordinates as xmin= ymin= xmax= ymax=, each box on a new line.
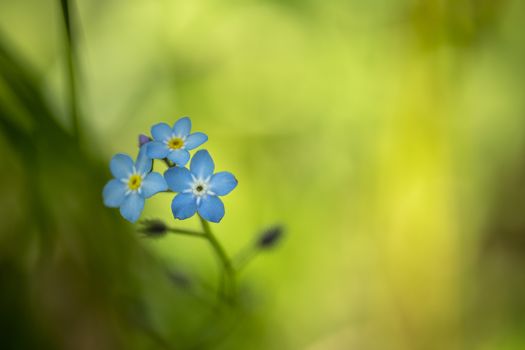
xmin=59 ymin=0 xmax=80 ymax=142
xmin=167 ymin=227 xmax=205 ymax=238
xmin=198 ymin=215 xmax=235 ymax=301
xmin=198 ymin=216 xmax=234 ymax=274
xmin=233 ymin=246 xmax=258 ymax=272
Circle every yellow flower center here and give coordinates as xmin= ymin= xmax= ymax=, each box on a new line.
xmin=167 ymin=137 xmax=184 ymax=150
xmin=128 ymin=174 xmax=142 ymax=191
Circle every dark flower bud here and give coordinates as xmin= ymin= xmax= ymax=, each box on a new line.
xmin=138 ymin=219 xmax=167 ymax=238
xmin=168 ymin=270 xmax=192 ymax=289
xmin=138 ymin=134 xmax=152 ymax=147
xmin=257 ymin=225 xmax=284 ymax=249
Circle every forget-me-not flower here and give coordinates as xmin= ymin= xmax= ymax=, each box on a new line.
xmin=103 ymin=145 xmax=168 ymax=223
xmin=146 ymin=117 xmax=208 ymax=166
xmin=164 ymin=150 xmax=237 ymax=223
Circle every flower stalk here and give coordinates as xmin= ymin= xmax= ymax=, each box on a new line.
xmin=199 ymin=215 xmax=235 ymax=301
xmin=167 ymin=227 xmax=206 ymax=238
xmin=59 ymin=0 xmax=80 ymax=143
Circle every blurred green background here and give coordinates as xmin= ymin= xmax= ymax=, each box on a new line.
xmin=1 ymin=0 xmax=525 ymax=349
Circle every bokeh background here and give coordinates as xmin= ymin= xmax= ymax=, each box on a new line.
xmin=1 ymin=0 xmax=525 ymax=349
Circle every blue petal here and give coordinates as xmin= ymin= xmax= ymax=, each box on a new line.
xmin=151 ymin=122 xmax=172 ymax=141
xmin=147 ymin=141 xmax=169 ymax=159
xmin=171 ymin=193 xmax=197 ymax=220
xmin=141 ymin=172 xmax=167 ymax=198
xmin=164 ymin=166 xmax=193 ymax=192
xmin=110 ymin=154 xmax=134 ymax=179
xmin=102 ymin=179 xmax=127 ymax=208
xmin=209 ymin=171 xmax=237 ymax=196
xmin=167 ymin=149 xmax=190 ymax=166
xmin=135 ymin=144 xmax=152 ymax=174
xmin=119 ymin=193 xmax=145 ymax=223
xmin=190 ymin=150 xmax=214 ymax=179
xmin=173 ymin=116 xmax=191 ymax=137
xmin=198 ymin=196 xmax=225 ymax=223
xmin=184 ymin=132 xmax=208 ymax=150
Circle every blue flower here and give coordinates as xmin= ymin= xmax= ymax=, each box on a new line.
xmin=146 ymin=117 xmax=208 ymax=166
xmin=164 ymin=150 xmax=237 ymax=223
xmin=103 ymin=145 xmax=168 ymax=223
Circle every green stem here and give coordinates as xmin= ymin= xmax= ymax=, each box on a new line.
xmin=59 ymin=0 xmax=80 ymax=142
xmin=167 ymin=227 xmax=205 ymax=238
xmin=199 ymin=216 xmax=234 ymax=274
xmin=198 ymin=215 xmax=235 ymax=300
xmin=233 ymin=246 xmax=258 ymax=272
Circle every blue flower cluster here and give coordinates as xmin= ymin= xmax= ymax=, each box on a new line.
xmin=103 ymin=117 xmax=237 ymax=223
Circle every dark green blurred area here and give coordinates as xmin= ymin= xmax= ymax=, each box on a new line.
xmin=1 ymin=0 xmax=525 ymax=349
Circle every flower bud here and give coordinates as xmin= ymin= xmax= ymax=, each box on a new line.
xmin=138 ymin=134 xmax=152 ymax=147
xmin=168 ymin=270 xmax=191 ymax=289
xmin=138 ymin=219 xmax=167 ymax=238
xmin=257 ymin=225 xmax=284 ymax=249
